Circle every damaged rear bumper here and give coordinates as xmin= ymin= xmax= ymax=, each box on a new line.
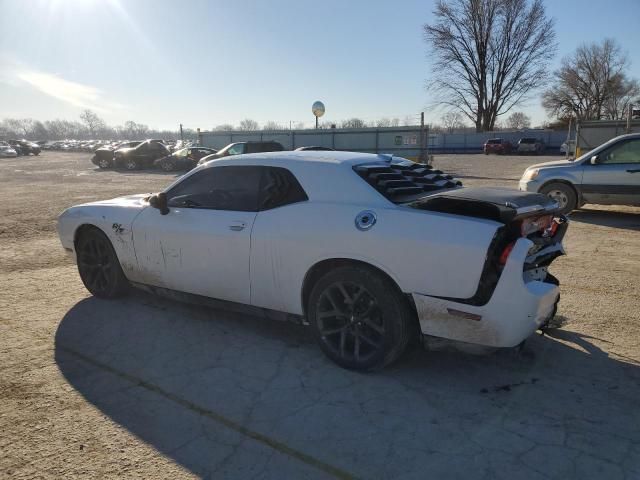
xmin=412 ymin=238 xmax=560 ymax=348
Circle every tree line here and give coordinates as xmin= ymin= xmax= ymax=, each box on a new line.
xmin=0 ymin=112 xmax=190 ymax=141
xmin=423 ymin=0 xmax=639 ymax=132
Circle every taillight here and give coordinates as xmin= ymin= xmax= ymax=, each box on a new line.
xmin=498 ymin=241 xmax=516 ymax=265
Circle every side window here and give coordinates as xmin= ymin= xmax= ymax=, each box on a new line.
xmin=227 ymin=144 xmax=245 ymax=155
xmin=600 ymin=139 xmax=640 ymax=164
xmin=259 ymin=167 xmax=308 ymax=210
xmin=166 ymin=166 xmax=262 ymax=211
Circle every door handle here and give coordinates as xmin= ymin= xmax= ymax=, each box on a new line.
xmin=229 ymin=222 xmax=246 ymax=231
xmin=626 ymin=169 xmax=640 ymax=173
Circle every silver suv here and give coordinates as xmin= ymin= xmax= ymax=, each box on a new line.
xmin=519 ymin=133 xmax=640 ymax=213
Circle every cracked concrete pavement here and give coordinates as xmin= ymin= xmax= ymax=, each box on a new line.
xmin=1 ymin=152 xmax=639 ymax=479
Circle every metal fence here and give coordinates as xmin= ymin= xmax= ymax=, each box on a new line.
xmin=575 ymin=119 xmax=640 ymax=156
xmin=198 ymin=126 xmax=569 ymax=159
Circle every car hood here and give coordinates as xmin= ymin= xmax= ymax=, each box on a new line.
xmin=527 ymin=159 xmax=578 ymax=169
xmin=79 ymin=193 xmax=150 ymax=208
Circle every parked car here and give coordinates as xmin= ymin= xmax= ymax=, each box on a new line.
xmin=197 ymin=141 xmax=285 ymax=166
xmin=559 ymin=140 xmax=576 ymax=156
xmin=483 ymin=138 xmax=512 ymax=155
xmin=295 ymin=146 xmax=336 ymax=151
xmin=519 ymin=133 xmax=640 ymax=214
xmin=517 ymin=138 xmax=545 ymax=155
xmin=8 ymin=140 xmax=41 ymax=155
xmin=113 ymin=139 xmax=169 ymax=170
xmin=91 ymin=141 xmax=141 ymax=169
xmin=58 ymin=151 xmax=567 ymax=371
xmin=0 ymin=141 xmax=18 ymax=157
xmin=154 ymin=146 xmax=218 ymax=172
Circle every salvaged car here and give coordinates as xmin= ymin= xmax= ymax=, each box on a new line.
xmin=520 ymin=133 xmax=640 ymax=213
xmin=197 ymin=141 xmax=285 ymax=166
xmin=517 ymin=137 xmax=545 ymax=155
xmin=113 ymin=139 xmax=170 ymax=170
xmin=483 ymin=138 xmax=512 ymax=155
xmin=91 ymin=141 xmax=141 ymax=169
xmin=9 ymin=139 xmax=41 ymax=156
xmin=0 ymin=141 xmax=18 ymax=158
xmin=154 ymin=146 xmax=218 ymax=171
xmin=58 ymin=151 xmax=567 ymax=370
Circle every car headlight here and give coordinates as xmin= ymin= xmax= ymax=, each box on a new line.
xmin=521 ymin=168 xmax=539 ymax=182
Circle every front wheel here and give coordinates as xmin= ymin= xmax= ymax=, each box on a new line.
xmin=124 ymin=158 xmax=138 ymax=170
xmin=308 ymin=265 xmax=413 ymax=371
xmin=76 ymin=227 xmax=129 ymax=298
xmin=98 ymin=158 xmax=111 ymax=169
xmin=540 ymin=182 xmax=577 ymax=214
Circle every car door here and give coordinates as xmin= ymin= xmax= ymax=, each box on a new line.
xmin=581 ymin=138 xmax=640 ymax=206
xmin=130 ymin=165 xmax=262 ymax=304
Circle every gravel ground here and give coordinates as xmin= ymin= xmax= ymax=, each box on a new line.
xmin=1 ymin=151 xmax=639 ymax=479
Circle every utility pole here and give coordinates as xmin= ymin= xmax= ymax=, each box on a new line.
xmin=419 ymin=111 xmax=426 ymax=163
xmin=179 ymin=123 xmax=184 ymax=142
xmin=627 ymin=104 xmax=634 ymax=134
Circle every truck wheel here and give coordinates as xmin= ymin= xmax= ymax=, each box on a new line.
xmin=540 ymin=182 xmax=577 ymax=214
xmin=308 ymin=265 xmax=413 ymax=371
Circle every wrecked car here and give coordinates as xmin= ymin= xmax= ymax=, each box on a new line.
xmin=57 ymin=151 xmax=567 ymax=371
xmin=91 ymin=141 xmax=141 ymax=169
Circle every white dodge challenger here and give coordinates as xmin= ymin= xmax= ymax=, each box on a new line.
xmin=58 ymin=151 xmax=568 ymax=370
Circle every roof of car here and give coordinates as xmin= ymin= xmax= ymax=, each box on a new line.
xmin=203 ymin=150 xmax=394 ymax=168
xmin=185 ymin=151 xmax=412 ymax=207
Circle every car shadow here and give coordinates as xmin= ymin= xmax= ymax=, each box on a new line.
xmin=54 ymin=292 xmax=640 ymax=479
xmin=570 ymin=207 xmax=640 ymax=231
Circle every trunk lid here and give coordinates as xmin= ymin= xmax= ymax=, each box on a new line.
xmin=407 ymin=187 xmax=559 ymax=223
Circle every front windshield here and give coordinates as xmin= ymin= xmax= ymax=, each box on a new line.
xmin=174 ymin=147 xmax=189 ymax=158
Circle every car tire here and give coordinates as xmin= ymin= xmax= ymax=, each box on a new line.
xmin=76 ymin=227 xmax=129 ymax=299
xmin=540 ymin=182 xmax=577 ymax=214
xmin=161 ymin=160 xmax=175 ymax=172
xmin=124 ymin=158 xmax=138 ymax=171
xmin=98 ymin=158 xmax=111 ymax=169
xmin=308 ymin=265 xmax=413 ymax=371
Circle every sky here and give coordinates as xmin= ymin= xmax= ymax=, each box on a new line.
xmin=1 ymin=0 xmax=639 ymax=131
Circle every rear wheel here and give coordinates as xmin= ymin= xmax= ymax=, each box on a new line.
xmin=76 ymin=227 xmax=128 ymax=298
xmin=161 ymin=160 xmax=175 ymax=172
xmin=540 ymin=182 xmax=577 ymax=214
xmin=308 ymin=265 xmax=413 ymax=371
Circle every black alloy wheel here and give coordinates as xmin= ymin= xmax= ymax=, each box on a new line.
xmin=309 ymin=266 xmax=413 ymax=371
xmin=76 ymin=227 xmax=128 ymax=298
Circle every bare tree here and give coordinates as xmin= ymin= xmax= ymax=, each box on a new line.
xmin=262 ymin=121 xmax=283 ymax=130
xmin=441 ymin=111 xmax=465 ymax=133
xmin=543 ymin=39 xmax=638 ymax=121
xmin=505 ymin=111 xmax=531 ymax=130
xmin=390 ymin=117 xmax=400 ymax=127
xmin=238 ymin=119 xmax=259 ymax=131
xmin=341 ymin=118 xmax=367 ymax=129
xmin=424 ymin=0 xmax=556 ymax=132
xmin=214 ymin=124 xmax=235 ymax=131
xmin=604 ymin=76 xmax=640 ymax=120
xmin=376 ymin=118 xmax=392 ymax=128
xmin=79 ymin=110 xmax=106 ymax=138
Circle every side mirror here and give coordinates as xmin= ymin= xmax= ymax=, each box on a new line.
xmin=590 ymin=155 xmax=599 ymax=165
xmin=149 ymin=192 xmax=169 ymax=215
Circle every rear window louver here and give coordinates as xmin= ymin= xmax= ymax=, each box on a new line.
xmin=354 ymin=161 xmax=461 ymax=201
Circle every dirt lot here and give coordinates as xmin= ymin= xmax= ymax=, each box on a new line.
xmin=1 ymin=151 xmax=639 ymax=479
